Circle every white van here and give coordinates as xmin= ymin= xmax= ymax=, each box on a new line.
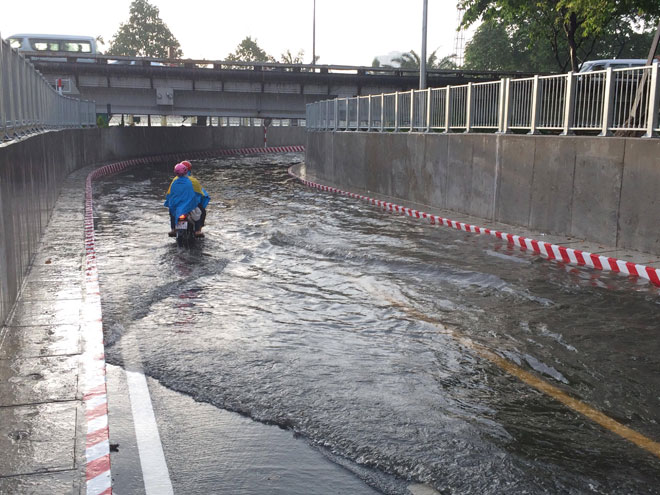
xmin=578 ymin=59 xmax=647 ymax=72
xmin=6 ymin=33 xmax=97 ymax=61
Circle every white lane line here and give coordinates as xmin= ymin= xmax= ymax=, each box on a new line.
xmin=125 ymin=367 xmax=175 ymax=495
xmin=121 ymin=329 xmax=174 ymax=495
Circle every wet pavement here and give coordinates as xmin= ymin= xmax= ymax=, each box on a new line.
xmin=2 ymin=152 xmax=660 ymax=494
xmin=0 ymin=173 xmax=87 ymax=494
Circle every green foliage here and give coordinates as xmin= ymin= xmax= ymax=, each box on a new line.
xmin=281 ymin=49 xmax=306 ymax=64
xmin=464 ymin=17 xmax=657 ymax=72
xmin=378 ymin=50 xmax=457 ymax=69
xmin=107 ymin=0 xmax=182 ymax=58
xmin=459 ymin=0 xmax=660 ymax=71
xmin=281 ymin=49 xmax=319 ymax=65
xmin=226 ymin=36 xmax=275 ymax=63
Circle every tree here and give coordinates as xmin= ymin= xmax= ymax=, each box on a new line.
xmin=464 ymin=17 xmax=657 ymax=73
xmin=459 ymin=0 xmax=660 ymax=72
xmin=108 ymin=0 xmax=182 ymax=58
xmin=281 ymin=49 xmax=305 ymax=64
xmin=226 ymin=36 xmax=275 ymax=63
xmin=389 ymin=49 xmax=457 ymax=69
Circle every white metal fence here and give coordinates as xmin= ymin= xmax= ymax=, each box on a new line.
xmin=307 ymin=63 xmax=660 ymax=138
xmin=1 ymin=36 xmax=95 ymax=141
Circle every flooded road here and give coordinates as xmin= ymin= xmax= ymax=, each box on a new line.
xmin=93 ymin=153 xmax=660 ymax=494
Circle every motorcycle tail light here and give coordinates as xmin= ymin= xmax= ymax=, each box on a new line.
xmin=178 ymin=214 xmax=187 ymax=220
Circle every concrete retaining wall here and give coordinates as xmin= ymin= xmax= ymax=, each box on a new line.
xmin=0 ymin=126 xmax=304 ymax=325
xmin=305 ymin=131 xmax=660 ymax=256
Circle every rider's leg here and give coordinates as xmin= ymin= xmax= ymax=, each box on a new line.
xmin=169 ymin=213 xmax=176 ymax=236
xmin=198 ymin=206 xmax=206 ymax=230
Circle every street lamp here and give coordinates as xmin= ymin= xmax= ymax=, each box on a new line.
xmin=313 ymin=0 xmax=316 ymax=66
xmin=420 ymin=0 xmax=428 ymax=89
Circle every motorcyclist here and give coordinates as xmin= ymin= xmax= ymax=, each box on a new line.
xmin=164 ymin=163 xmax=202 ymax=237
xmin=180 ymin=160 xmax=210 ymax=237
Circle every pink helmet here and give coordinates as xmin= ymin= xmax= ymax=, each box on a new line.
xmin=174 ymin=163 xmax=188 ymax=176
xmin=181 ymin=160 xmax=192 ymax=172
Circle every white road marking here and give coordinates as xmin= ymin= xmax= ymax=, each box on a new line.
xmin=123 ymin=332 xmax=174 ymax=495
xmin=126 ymin=368 xmax=175 ymax=495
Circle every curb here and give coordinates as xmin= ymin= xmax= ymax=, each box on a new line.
xmin=82 ymin=145 xmax=304 ymax=494
xmin=288 ymin=170 xmax=660 ymax=288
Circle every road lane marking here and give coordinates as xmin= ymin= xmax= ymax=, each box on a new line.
xmin=387 ymin=299 xmax=660 ymax=460
xmin=126 ymin=368 xmax=175 ymax=495
xmin=123 ymin=332 xmax=174 ymax=495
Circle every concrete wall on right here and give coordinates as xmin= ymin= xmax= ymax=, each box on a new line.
xmin=305 ymin=132 xmax=660 ymax=256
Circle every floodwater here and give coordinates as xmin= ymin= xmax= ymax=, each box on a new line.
xmin=93 ymin=153 xmax=660 ymax=494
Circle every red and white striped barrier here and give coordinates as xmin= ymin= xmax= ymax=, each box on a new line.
xmin=82 ymin=145 xmax=304 ymax=494
xmin=83 ymin=171 xmax=112 ymax=495
xmin=288 ymin=171 xmax=660 ymax=288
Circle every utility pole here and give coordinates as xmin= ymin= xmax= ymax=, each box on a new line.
xmin=312 ymin=0 xmax=316 ymax=66
xmin=420 ymin=0 xmax=428 ymax=89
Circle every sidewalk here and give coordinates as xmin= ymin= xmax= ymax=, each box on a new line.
xmin=0 ymin=167 xmax=91 ymax=494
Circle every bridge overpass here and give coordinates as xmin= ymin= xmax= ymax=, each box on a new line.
xmin=28 ymin=53 xmax=535 ymax=120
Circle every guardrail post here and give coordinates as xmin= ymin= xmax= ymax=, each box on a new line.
xmin=600 ymin=67 xmax=615 ymax=137
xmin=334 ymin=98 xmax=339 ymax=131
xmin=465 ymin=82 xmax=474 ymax=133
xmin=561 ymin=72 xmax=576 ymax=135
xmin=444 ymin=87 xmax=451 ymax=133
xmin=367 ymin=95 xmax=372 ymax=131
xmin=345 ymin=98 xmax=349 ymax=131
xmin=25 ymin=59 xmax=33 ymax=133
xmin=497 ymin=78 xmax=507 ymax=133
xmin=410 ymin=89 xmax=415 ymax=133
xmin=8 ymin=47 xmax=18 ymax=137
xmin=16 ymin=56 xmax=25 ymax=135
xmin=425 ymin=88 xmax=431 ymax=132
xmin=31 ymin=61 xmax=39 ymax=131
xmin=319 ymin=100 xmax=324 ymax=130
xmin=528 ymin=75 xmax=541 ymax=134
xmin=395 ymin=92 xmax=400 ymax=132
xmin=644 ymin=62 xmax=659 ymax=138
xmin=380 ymin=94 xmax=384 ymax=132
xmin=0 ymin=39 xmax=6 ymax=140
xmin=355 ymin=97 xmax=360 ymax=131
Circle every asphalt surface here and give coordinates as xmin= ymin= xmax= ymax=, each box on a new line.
xmin=1 ymin=155 xmax=660 ymax=494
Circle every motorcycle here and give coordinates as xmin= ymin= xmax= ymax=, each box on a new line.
xmin=175 ymin=207 xmax=201 ymax=247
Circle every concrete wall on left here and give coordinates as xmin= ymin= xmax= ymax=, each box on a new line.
xmin=0 ymin=126 xmax=305 ymax=325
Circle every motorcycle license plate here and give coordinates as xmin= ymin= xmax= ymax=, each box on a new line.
xmin=176 ymin=221 xmax=188 ymax=229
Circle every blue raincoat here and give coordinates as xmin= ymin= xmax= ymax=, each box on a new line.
xmin=166 ymin=173 xmax=210 ymax=208
xmin=163 ymin=176 xmax=200 ymax=219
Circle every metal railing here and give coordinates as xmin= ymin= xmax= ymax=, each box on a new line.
xmin=307 ymin=63 xmax=660 ymax=138
xmin=1 ymin=36 xmax=95 ymax=141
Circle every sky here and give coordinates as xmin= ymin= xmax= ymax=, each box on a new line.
xmin=0 ymin=0 xmax=474 ymax=66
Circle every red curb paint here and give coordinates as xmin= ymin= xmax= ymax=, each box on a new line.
xmin=287 ymin=168 xmax=660 ymax=288
xmin=87 ymin=455 xmax=111 ymax=480
xmin=81 ymin=146 xmax=305 ymax=492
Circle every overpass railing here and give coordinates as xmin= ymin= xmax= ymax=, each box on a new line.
xmin=1 ymin=36 xmax=95 ymax=141
xmin=306 ymin=63 xmax=660 ymax=138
